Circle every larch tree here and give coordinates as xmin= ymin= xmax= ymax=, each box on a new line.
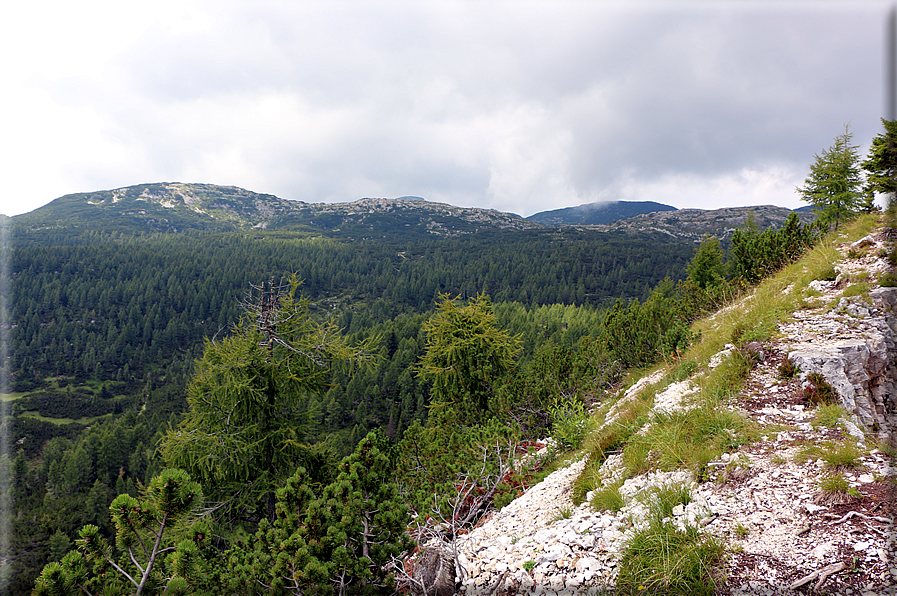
xmin=796 ymin=125 xmax=864 ymax=229
xmin=416 ymin=293 xmax=520 ymax=422
xmin=863 ymin=117 xmax=897 ymax=203
xmin=685 ymin=235 xmax=726 ymax=289
xmin=160 ymin=276 xmax=375 ymax=524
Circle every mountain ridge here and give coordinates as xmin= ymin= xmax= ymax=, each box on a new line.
xmin=12 ymin=182 xmax=541 ymax=240
xmin=526 ymin=200 xmax=677 ymax=226
xmin=13 ymin=182 xmax=812 ymax=243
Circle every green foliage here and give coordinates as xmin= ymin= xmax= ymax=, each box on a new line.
xmin=600 ymin=280 xmax=694 ymax=370
xmin=686 ymin=236 xmax=726 ymax=289
xmin=729 ymin=212 xmax=821 ymax=284
xmin=225 ymin=430 xmax=413 ymax=595
xmin=548 ymin=396 xmax=592 ymax=451
xmin=814 ymin=403 xmax=847 ymax=428
xmin=616 ymin=504 xmax=725 ymax=596
xmin=817 ymin=472 xmax=853 ymax=496
xmin=395 ymin=416 xmax=518 ymax=521
xmin=643 ymin=483 xmax=693 ymax=523
xmin=416 ymin=293 xmax=521 ymax=420
xmin=622 ymin=407 xmax=749 ymax=481
xmin=590 ymin=480 xmax=625 ymax=512
xmin=34 ymin=468 xmax=204 ymax=596
xmin=796 ymin=440 xmax=864 ymax=469
xmin=862 ymin=118 xmax=897 ymax=199
xmin=161 ymin=278 xmax=374 ymax=522
xmin=494 ymin=338 xmax=620 ymax=439
xmin=841 ymin=282 xmax=871 ymax=300
xmin=777 ymin=358 xmax=798 ymax=379
xmin=797 ymin=125 xmax=865 ymax=230
xmin=803 ymin=373 xmax=837 ymax=406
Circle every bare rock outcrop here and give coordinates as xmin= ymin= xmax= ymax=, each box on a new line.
xmin=786 ymin=284 xmax=897 ymax=446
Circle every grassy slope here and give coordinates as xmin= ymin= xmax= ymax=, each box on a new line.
xmin=570 ymin=213 xmax=889 ymax=594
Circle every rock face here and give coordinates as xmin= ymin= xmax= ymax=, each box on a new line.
xmin=412 ymin=225 xmax=897 ymax=595
xmin=785 ymin=277 xmax=897 ymax=445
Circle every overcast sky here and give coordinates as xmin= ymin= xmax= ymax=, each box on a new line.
xmin=1 ymin=0 xmax=892 ymax=218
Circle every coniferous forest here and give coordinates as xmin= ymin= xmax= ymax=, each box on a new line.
xmin=6 ymin=219 xmax=701 ymax=593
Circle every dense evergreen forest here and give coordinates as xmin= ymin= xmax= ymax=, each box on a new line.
xmin=6 ymin=223 xmax=696 ymax=592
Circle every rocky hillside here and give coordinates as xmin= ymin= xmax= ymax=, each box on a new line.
xmin=411 ymin=219 xmax=896 ymax=595
xmin=14 ymin=183 xmax=810 ymax=244
xmin=12 ymin=182 xmax=542 ymax=240
xmin=588 ymin=205 xmax=815 ymax=243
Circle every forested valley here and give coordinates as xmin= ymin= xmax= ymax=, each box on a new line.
xmin=5 ymin=221 xmax=702 ymax=592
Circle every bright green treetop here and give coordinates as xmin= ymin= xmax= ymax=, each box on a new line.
xmin=34 ymin=468 xmax=207 ymax=596
xmin=863 ymin=117 xmax=897 ymax=200
xmin=416 ymin=293 xmax=521 ymax=421
xmin=686 ymin=235 xmax=726 ymax=289
xmin=796 ymin=125 xmax=864 ymax=229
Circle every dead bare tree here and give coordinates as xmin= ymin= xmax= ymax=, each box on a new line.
xmin=394 ymin=439 xmax=518 ymax=596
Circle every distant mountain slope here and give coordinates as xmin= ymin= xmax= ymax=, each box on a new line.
xmin=527 ymin=200 xmax=677 ymax=226
xmin=590 ymin=205 xmax=815 ymax=242
xmin=12 ymin=182 xmax=543 ymax=240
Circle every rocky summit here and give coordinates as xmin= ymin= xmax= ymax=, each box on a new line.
xmin=409 ymin=227 xmax=896 ymax=595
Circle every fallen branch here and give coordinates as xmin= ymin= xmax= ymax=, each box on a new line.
xmin=788 ymin=561 xmax=846 ymax=591
xmin=825 ymin=510 xmax=893 ymax=525
xmin=486 ymin=570 xmax=509 ymax=596
xmin=863 ymin=522 xmax=888 ymax=537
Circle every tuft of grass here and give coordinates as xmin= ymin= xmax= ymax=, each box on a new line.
xmin=670 ymin=360 xmax=698 ymax=383
xmin=813 ymin=403 xmax=847 ymax=428
xmin=573 ymin=395 xmax=654 ymax=503
xmin=817 ymin=472 xmax=850 ymax=493
xmin=733 ymin=523 xmax=749 ymax=538
xmin=880 ymin=271 xmax=897 ymax=287
xmin=590 ymin=480 xmax=625 ymax=512
xmin=816 ymin=473 xmax=862 ymax=503
xmin=796 ymin=440 xmax=865 ymax=469
xmin=697 ymin=350 xmax=755 ymax=404
xmin=616 ymin=519 xmax=725 ymax=596
xmin=777 ymin=358 xmax=798 ymax=379
xmin=645 ymin=483 xmax=693 ymax=522
xmin=522 ymin=560 xmax=535 ymax=572
xmin=841 ymin=282 xmax=871 ymax=300
xmin=550 ymin=506 xmax=573 ymax=523
xmin=572 ymin=455 xmax=606 ymax=505
xmin=621 ymin=408 xmax=752 ymax=480
xmin=817 ymin=266 xmax=838 ymax=281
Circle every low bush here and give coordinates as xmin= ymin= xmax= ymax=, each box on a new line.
xmin=548 ymin=396 xmax=592 ymax=451
xmin=803 ymin=373 xmax=838 ymax=406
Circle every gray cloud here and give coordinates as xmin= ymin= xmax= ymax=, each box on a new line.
xmin=1 ymin=1 xmax=890 ymax=217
